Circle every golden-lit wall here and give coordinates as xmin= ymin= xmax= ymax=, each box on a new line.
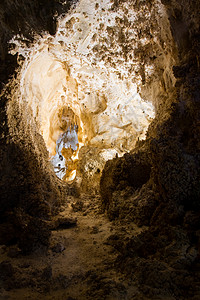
xmin=10 ymin=0 xmax=175 ymax=183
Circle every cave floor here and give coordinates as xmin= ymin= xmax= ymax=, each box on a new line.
xmin=0 ymin=194 xmax=146 ymax=300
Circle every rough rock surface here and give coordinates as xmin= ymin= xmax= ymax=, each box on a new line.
xmin=0 ymin=0 xmax=75 ymax=252
xmin=0 ymin=0 xmax=200 ymax=299
xmin=100 ymin=0 xmax=200 ymax=298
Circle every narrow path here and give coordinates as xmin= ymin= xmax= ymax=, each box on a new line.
xmin=0 ymin=194 xmax=141 ymax=300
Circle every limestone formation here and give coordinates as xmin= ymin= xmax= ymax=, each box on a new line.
xmin=0 ymin=0 xmax=199 ymax=298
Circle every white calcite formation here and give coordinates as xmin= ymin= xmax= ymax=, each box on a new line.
xmin=9 ymin=0 xmax=168 ymax=181
xmin=51 ymin=125 xmax=79 ymax=180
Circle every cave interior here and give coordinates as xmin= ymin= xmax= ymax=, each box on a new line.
xmin=0 ymin=0 xmax=200 ymax=299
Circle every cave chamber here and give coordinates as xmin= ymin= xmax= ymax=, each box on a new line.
xmin=0 ymin=0 xmax=200 ymax=298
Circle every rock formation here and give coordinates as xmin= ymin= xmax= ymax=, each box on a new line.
xmin=0 ymin=0 xmax=199 ymax=298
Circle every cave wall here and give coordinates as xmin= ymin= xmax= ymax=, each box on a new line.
xmin=0 ymin=0 xmax=75 ymax=253
xmin=100 ymin=0 xmax=200 ymax=297
xmin=0 ymin=0 xmax=76 ymax=90
xmin=148 ymin=0 xmax=200 ymax=211
xmin=12 ymin=0 xmax=169 ymax=193
xmin=100 ymin=0 xmax=200 ymax=227
xmin=0 ymin=1 xmax=199 ymax=284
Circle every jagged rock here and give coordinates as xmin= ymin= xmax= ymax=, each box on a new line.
xmin=0 ymin=0 xmax=199 ymax=298
xmin=100 ymin=148 xmax=151 ymax=211
xmin=51 ymin=242 xmax=65 ymax=253
xmin=71 ymin=200 xmax=84 ymax=212
xmin=51 ymin=216 xmax=77 ymax=230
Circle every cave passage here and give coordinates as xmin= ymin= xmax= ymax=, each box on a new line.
xmin=10 ymin=0 xmax=157 ymax=183
xmin=1 ymin=0 xmax=200 ymax=298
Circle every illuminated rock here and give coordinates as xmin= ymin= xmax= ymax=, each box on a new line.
xmin=10 ymin=0 xmax=176 ymax=183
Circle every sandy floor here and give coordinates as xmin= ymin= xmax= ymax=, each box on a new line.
xmin=0 ymin=194 xmax=144 ymax=300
